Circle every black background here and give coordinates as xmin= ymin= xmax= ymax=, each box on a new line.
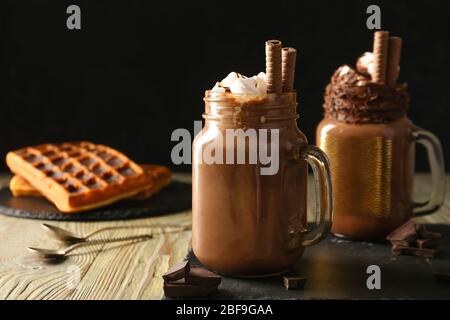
xmin=1 ymin=0 xmax=449 ymax=171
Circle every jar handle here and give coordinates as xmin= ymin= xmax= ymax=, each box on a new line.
xmin=412 ymin=126 xmax=446 ymax=216
xmin=297 ymin=145 xmax=333 ymax=246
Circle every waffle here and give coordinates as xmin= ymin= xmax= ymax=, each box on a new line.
xmin=130 ymin=164 xmax=172 ymax=200
xmin=9 ymin=175 xmax=41 ymax=197
xmin=10 ymin=164 xmax=172 ymax=200
xmin=6 ymin=142 xmax=158 ymax=213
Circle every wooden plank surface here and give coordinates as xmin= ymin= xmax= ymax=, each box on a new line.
xmin=0 ymin=173 xmax=449 ymax=300
xmin=0 ymin=174 xmax=192 ymax=300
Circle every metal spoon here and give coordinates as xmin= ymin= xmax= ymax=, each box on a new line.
xmin=28 ymin=234 xmax=152 ymax=259
xmin=42 ymin=223 xmax=190 ymax=244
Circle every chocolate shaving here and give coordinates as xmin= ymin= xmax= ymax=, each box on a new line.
xmin=323 ymin=65 xmax=409 ymax=124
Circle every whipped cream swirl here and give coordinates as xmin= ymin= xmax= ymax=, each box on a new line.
xmin=211 ymin=72 xmax=267 ymax=96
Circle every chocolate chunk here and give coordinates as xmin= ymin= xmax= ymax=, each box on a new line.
xmin=392 ymin=244 xmax=438 ymax=259
xmin=416 ymin=227 xmax=442 ymax=249
xmin=163 ymin=283 xmax=217 ymax=298
xmin=169 ymin=266 xmax=222 ymax=286
xmin=163 ymin=264 xmax=221 ymax=298
xmin=186 ymin=266 xmax=222 ymax=286
xmin=416 ymin=237 xmax=441 ymax=249
xmin=162 ymin=261 xmax=190 ymax=282
xmin=419 ymin=229 xmax=442 ymax=240
xmin=388 ymin=222 xmax=442 ymax=256
xmin=283 ymin=276 xmax=307 ymax=290
xmin=435 ymin=270 xmax=450 ymax=285
xmin=386 ymin=220 xmax=419 ymax=246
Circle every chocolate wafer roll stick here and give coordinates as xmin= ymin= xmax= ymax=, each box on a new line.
xmin=386 ymin=36 xmax=402 ymax=86
xmin=372 ymin=31 xmax=390 ymax=84
xmin=266 ymin=40 xmax=283 ymax=93
xmin=282 ymin=47 xmax=297 ymax=92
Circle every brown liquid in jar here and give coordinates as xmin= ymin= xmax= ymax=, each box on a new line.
xmin=192 ymin=92 xmax=309 ymax=276
xmin=317 ymin=117 xmax=415 ymax=240
xmin=317 ymin=65 xmax=414 ymax=240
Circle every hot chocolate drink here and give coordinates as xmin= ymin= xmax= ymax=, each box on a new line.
xmin=192 ymin=41 xmax=332 ymax=277
xmin=316 ymin=31 xmax=446 ymax=240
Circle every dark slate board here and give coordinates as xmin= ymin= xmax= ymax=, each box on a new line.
xmin=188 ymin=224 xmax=450 ymax=300
xmin=0 ymin=181 xmax=191 ymax=221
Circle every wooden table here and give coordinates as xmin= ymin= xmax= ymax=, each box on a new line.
xmin=0 ymin=173 xmax=192 ymax=300
xmin=0 ymin=173 xmax=449 ymax=300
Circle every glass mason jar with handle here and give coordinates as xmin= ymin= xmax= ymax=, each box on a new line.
xmin=316 ymin=68 xmax=446 ymax=240
xmin=192 ymin=91 xmax=333 ymax=277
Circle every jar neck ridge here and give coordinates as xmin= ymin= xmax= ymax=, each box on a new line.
xmin=204 ymin=91 xmax=299 ymax=127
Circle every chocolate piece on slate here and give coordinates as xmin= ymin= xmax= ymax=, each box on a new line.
xmin=283 ymin=276 xmax=307 ymax=290
xmin=162 ymin=260 xmax=190 ymax=282
xmin=163 ymin=282 xmax=217 ymax=298
xmin=419 ymin=229 xmax=442 ymax=240
xmin=434 ymin=270 xmax=450 ymax=285
xmin=411 ymin=247 xmax=438 ymax=258
xmin=386 ymin=220 xmax=419 ymax=246
xmin=392 ymin=244 xmax=438 ymax=259
xmin=186 ymin=266 xmax=222 ymax=287
xmin=416 ymin=237 xmax=441 ymax=249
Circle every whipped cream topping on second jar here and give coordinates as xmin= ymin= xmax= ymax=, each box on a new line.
xmin=211 ymin=72 xmax=268 ymax=97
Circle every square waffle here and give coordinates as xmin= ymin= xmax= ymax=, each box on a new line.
xmin=6 ymin=142 xmax=156 ymax=213
xmin=9 ymin=164 xmax=172 ymax=200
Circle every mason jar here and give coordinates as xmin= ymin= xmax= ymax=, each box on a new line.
xmin=317 ymin=81 xmax=445 ymax=240
xmin=192 ymin=91 xmax=332 ymax=277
